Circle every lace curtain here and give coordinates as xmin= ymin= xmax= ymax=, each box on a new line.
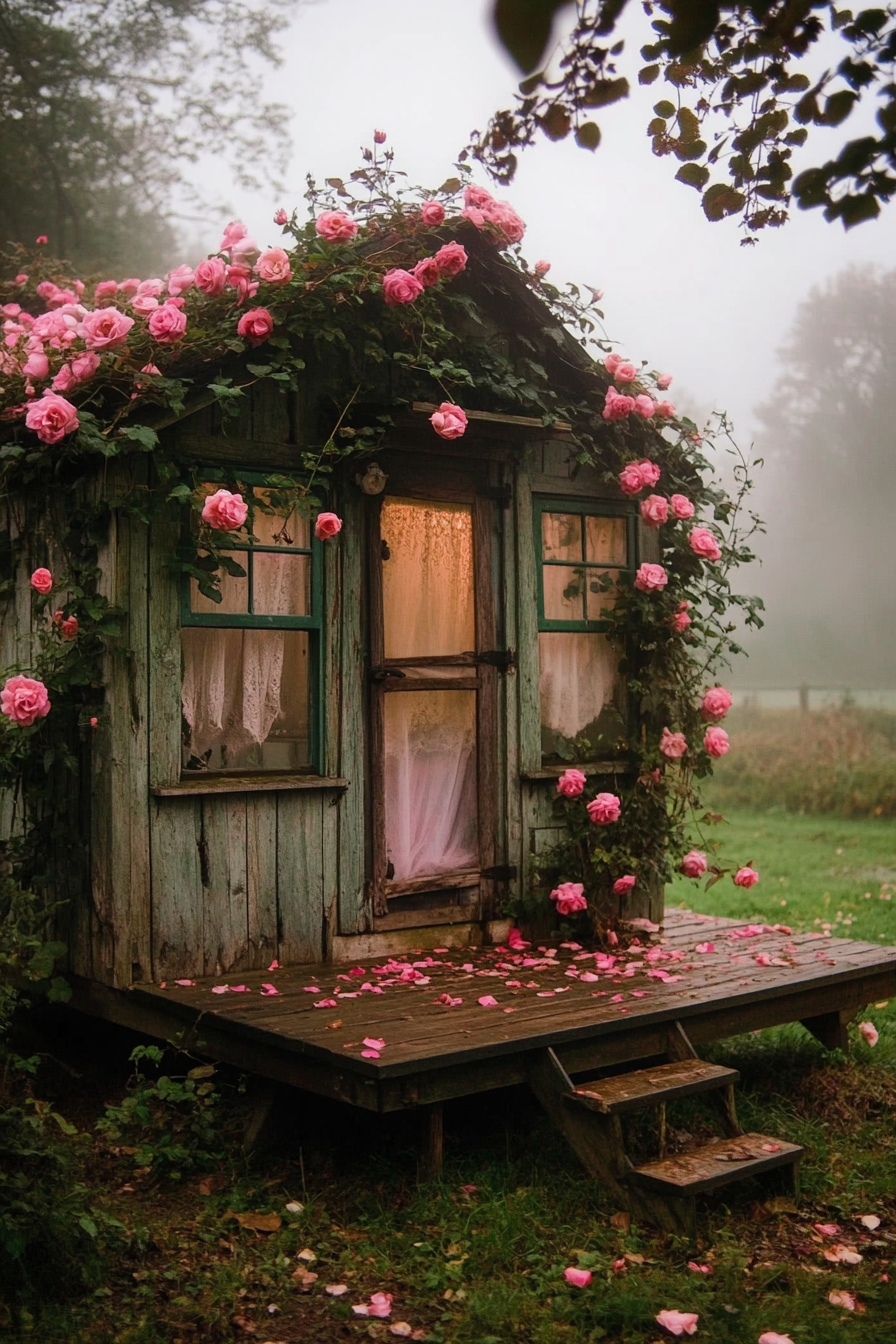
xmin=381 ymin=499 xmax=478 ymax=880
xmin=539 ymin=631 xmax=619 ymax=741
xmin=181 ymin=551 xmax=299 ymax=761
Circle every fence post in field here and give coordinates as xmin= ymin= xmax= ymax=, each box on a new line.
xmin=799 ymin=684 xmax=809 ymax=714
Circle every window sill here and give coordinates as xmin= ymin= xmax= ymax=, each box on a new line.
xmin=152 ymin=773 xmax=349 ymax=797
xmin=520 ymin=761 xmax=632 ymax=781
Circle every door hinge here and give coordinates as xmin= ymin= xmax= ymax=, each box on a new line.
xmin=481 ymin=864 xmax=518 ymax=882
xmin=476 ymin=648 xmax=516 ymax=671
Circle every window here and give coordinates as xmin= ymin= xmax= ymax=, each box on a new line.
xmin=180 ymin=480 xmax=321 ymax=773
xmin=534 ymin=499 xmax=633 ymax=765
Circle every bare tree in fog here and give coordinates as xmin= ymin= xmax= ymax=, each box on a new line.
xmin=748 ymin=265 xmax=896 ymax=686
xmin=0 ymin=0 xmax=297 ymax=275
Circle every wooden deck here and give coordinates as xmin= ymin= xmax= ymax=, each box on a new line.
xmin=71 ymin=910 xmax=896 ymax=1113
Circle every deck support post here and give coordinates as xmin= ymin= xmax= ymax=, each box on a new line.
xmin=801 ymin=1009 xmax=852 ymax=1053
xmin=419 ymin=1103 xmax=444 ymax=1182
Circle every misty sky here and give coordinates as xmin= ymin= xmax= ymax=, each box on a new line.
xmin=186 ymin=0 xmax=895 ymax=685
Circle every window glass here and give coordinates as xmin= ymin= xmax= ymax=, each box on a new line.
xmin=542 ymin=511 xmax=581 ymax=562
xmin=538 ymin=632 xmax=625 ymax=764
xmin=382 ymin=498 xmax=475 ymax=659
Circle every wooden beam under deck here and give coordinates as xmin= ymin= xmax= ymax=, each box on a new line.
xmin=69 ymin=912 xmax=896 ymax=1114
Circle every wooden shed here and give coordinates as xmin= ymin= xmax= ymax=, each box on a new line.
xmin=49 ymin=261 xmax=665 ymax=990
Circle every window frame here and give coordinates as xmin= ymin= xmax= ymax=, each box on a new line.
xmin=179 ymin=470 xmax=324 ymax=774
xmin=533 ymin=496 xmax=636 ymax=633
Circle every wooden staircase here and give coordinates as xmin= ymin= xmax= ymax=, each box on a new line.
xmin=529 ymin=1022 xmax=802 ymax=1237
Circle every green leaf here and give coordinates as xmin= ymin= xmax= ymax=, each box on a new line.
xmin=674 ymin=139 xmax=707 ymax=161
xmin=835 ymin=192 xmax=881 ymax=227
xmin=675 ymin=162 xmax=710 ymax=190
xmin=119 ymin=425 xmax=159 ymax=451
xmin=575 ymin=122 xmax=601 ymax=150
xmin=167 ymin=483 xmax=192 ymax=501
xmin=492 ymin=0 xmax=569 ymax=73
xmin=583 ymin=76 xmax=630 ymax=108
xmin=639 ymin=64 xmax=660 ymax=85
xmin=654 ymin=99 xmax=676 ymax=118
xmin=701 ymin=182 xmax=746 ymax=220
xmin=246 ymin=364 xmax=272 ymax=376
xmin=218 ymin=555 xmax=247 ymax=578
xmin=677 ymin=105 xmax=701 ymax=142
xmin=822 ymin=89 xmax=858 ymax=125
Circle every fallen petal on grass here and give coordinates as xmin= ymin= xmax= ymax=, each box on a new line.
xmin=563 ymin=1266 xmax=592 ymax=1287
xmin=860 ymin=1214 xmax=881 ymax=1231
xmin=324 ymin=1284 xmax=348 ymax=1296
xmin=758 ymin=1334 xmax=794 ymax=1344
xmin=656 ymin=1309 xmax=699 ymax=1335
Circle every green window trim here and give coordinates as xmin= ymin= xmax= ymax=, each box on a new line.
xmin=533 ymin=496 xmax=636 ymax=632
xmin=179 ymin=470 xmax=325 ymax=773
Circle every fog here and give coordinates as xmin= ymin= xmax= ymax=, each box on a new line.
xmin=183 ymin=0 xmax=896 ymax=691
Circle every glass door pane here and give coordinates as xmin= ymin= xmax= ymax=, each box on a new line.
xmin=382 ymin=498 xmax=475 ymax=657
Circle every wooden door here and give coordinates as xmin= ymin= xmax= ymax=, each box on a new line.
xmin=368 ymin=490 xmax=499 ymax=930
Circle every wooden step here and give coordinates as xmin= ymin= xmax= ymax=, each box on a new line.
xmin=568 ymin=1060 xmax=739 ymax=1115
xmin=627 ymin=1132 xmax=803 ymax=1196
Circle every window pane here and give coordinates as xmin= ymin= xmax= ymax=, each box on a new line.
xmin=543 ymin=564 xmax=586 ymax=621
xmin=542 ymin=512 xmax=582 ymax=561
xmin=251 ymin=490 xmax=311 ymax=548
xmin=181 ymin=627 xmax=310 ymax=771
xmin=190 ymin=553 xmax=248 ymax=614
xmin=253 ymin=551 xmax=310 ymax=615
xmin=585 ymin=515 xmax=627 ymax=565
xmin=539 ymin=631 xmax=624 ymax=763
xmin=384 ymin=689 xmax=478 ymax=881
xmin=382 ymin=499 xmax=475 ymax=658
xmin=585 ymin=569 xmax=620 ymax=621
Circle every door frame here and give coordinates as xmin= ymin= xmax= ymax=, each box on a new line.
xmin=365 ymin=481 xmax=499 ymax=931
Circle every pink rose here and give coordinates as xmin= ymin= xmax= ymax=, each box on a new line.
xmin=412 ymin=256 xmax=441 ymax=288
xmin=619 ymin=462 xmax=646 ymax=495
xmin=226 ymin=263 xmax=257 ymax=304
xmin=93 ymin=280 xmax=119 ymax=305
xmin=148 ymin=304 xmax=187 ymax=343
xmin=135 ymin=278 xmax=164 ymax=299
xmin=613 ymin=875 xmax=636 ymax=895
xmin=655 ymin=1310 xmax=699 ymax=1336
xmin=118 ymin=278 xmax=141 ymax=298
xmin=220 ymin=220 xmax=248 ymax=251
xmin=484 ymin=199 xmax=526 ymax=244
xmin=70 ymin=351 xmax=101 ymax=383
xmin=315 ymin=210 xmax=359 ymax=242
xmin=859 ymin=1020 xmax=879 ymax=1047
xmin=194 ymin=258 xmax=227 ymax=296
xmin=689 ymin=527 xmax=722 ymax=561
xmin=167 ymin=264 xmax=195 ymax=296
xmin=131 ymin=293 xmax=159 ymax=317
xmin=61 ymin=615 xmax=78 ymax=640
xmin=22 ymin=350 xmax=49 ymax=380
xmin=680 ymin=850 xmax=707 ymax=878
xmin=274 ymin=208 xmax=288 ymax=225
xmin=434 ymin=241 xmax=468 ymax=277
xmin=614 ymin=361 xmax=637 ymax=383
xmin=556 ymin=768 xmax=586 ymax=798
xmin=633 ymin=394 xmax=656 ymax=419
xmin=701 ymin=686 xmax=732 ymax=720
xmin=704 ymin=726 xmax=730 ymax=758
xmin=421 ymin=201 xmax=446 ymax=226
xmin=314 ymin=512 xmax=342 ymax=541
xmin=1 ymin=675 xmax=51 ymax=726
xmin=655 ymin=400 xmax=676 ymax=418
xmin=634 ymin=563 xmax=667 ymax=592
xmin=255 ymin=248 xmax=293 ymax=285
xmin=535 ymin=259 xmax=551 ymax=276
xmin=637 ymin=459 xmax=661 ymax=487
xmin=430 ymin=402 xmax=467 ymax=440
xmin=640 ymin=494 xmax=668 ymax=527
xmin=30 ymin=568 xmax=53 ymax=594
xmin=604 ymin=353 xmax=622 ymax=374
xmin=550 ymin=882 xmax=588 ymax=916
xmin=587 ymin=792 xmax=621 ymax=825
xmin=374 ymin=128 xmax=387 ymax=144
xmin=80 ymin=306 xmax=134 ymax=350
xmin=660 ymin=728 xmax=687 ymax=759
xmin=382 ymin=268 xmax=424 ymax=306
xmin=462 ymin=206 xmax=486 ymax=228
xmin=733 ymin=866 xmax=758 ymax=888
xmin=465 ymin=185 xmax=494 ymax=209
xmin=657 ymin=373 xmax=673 ymax=389
xmin=603 ymin=387 xmax=635 ymax=421
xmin=563 ymin=1267 xmax=592 ymax=1288
xmin=670 ymin=494 xmax=694 ymax=519
xmin=25 ymin=390 xmax=79 ymax=444
xmin=202 ymin=489 xmax=248 ymax=531
xmin=671 ymin=600 xmax=691 ymax=632
xmin=231 ymin=235 xmax=260 ymax=265
xmin=237 ymin=306 xmax=274 ymax=346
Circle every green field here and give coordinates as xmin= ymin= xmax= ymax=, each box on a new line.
xmin=669 ymin=807 xmax=896 ymax=949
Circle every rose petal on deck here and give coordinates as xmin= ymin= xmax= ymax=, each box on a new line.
xmin=211 ymin=985 xmax=229 ymax=994
xmin=361 ymin=1050 xmax=381 ymax=1059
xmin=314 ymin=998 xmax=338 ymax=1008
xmin=363 ymin=1037 xmax=386 ymax=1050
xmin=478 ymin=995 xmax=498 ymax=1007
xmin=174 ymin=979 xmax=196 ymax=986
xmin=260 ymin=984 xmax=280 ymax=996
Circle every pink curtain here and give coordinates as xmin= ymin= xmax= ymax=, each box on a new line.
xmin=381 ymin=499 xmax=478 ymax=880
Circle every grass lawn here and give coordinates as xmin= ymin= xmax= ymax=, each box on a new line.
xmin=668 ymin=806 xmax=896 ymax=947
xmin=7 ymin=808 xmax=896 ymax=1344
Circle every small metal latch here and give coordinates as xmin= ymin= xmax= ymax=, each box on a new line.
xmin=476 ymin=648 xmax=516 ymax=671
xmin=370 ymin=667 xmax=406 ymax=681
xmin=481 ymin=864 xmax=518 ymax=882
